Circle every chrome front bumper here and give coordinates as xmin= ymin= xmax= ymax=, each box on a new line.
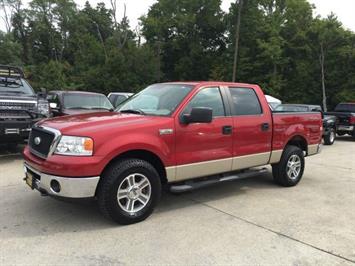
xmin=24 ymin=163 xmax=100 ymax=198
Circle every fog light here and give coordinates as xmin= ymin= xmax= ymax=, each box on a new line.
xmin=50 ymin=180 xmax=61 ymax=193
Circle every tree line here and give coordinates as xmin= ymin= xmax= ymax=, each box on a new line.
xmin=1 ymin=0 xmax=355 ymax=110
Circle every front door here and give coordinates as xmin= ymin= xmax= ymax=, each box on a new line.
xmin=174 ymin=87 xmax=233 ymax=181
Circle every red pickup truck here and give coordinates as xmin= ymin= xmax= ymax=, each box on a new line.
xmin=23 ymin=82 xmax=322 ymax=224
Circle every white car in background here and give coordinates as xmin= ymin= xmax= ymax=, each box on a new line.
xmin=266 ymin=95 xmax=282 ymax=110
xmin=108 ymin=92 xmax=134 ymax=108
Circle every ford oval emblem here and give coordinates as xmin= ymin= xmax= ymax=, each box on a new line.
xmin=34 ymin=137 xmax=41 ymax=145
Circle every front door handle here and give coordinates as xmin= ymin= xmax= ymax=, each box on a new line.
xmin=222 ymin=125 xmax=233 ymax=135
xmin=261 ymin=123 xmax=270 ymax=131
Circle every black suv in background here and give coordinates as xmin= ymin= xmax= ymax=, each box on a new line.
xmin=0 ymin=65 xmax=50 ymax=146
xmin=274 ymin=104 xmax=337 ymax=145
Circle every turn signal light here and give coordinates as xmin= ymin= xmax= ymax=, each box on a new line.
xmin=84 ymin=138 xmax=94 ymax=151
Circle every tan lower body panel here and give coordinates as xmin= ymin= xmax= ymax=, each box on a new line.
xmin=166 ymin=152 xmax=274 ymax=182
xmin=269 ymin=150 xmax=283 ymax=164
xmin=232 ymin=152 xmax=270 ymax=171
xmin=308 ymin=144 xmax=320 ymax=156
xmin=173 ymin=157 xmax=233 ymax=182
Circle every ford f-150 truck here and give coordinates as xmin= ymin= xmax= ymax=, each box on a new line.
xmin=23 ymin=82 xmax=322 ymax=224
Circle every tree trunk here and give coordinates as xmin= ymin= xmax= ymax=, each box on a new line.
xmin=232 ymin=0 xmax=243 ymax=82
xmin=319 ymin=43 xmax=327 ymax=111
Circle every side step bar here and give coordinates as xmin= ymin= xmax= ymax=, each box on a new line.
xmin=169 ymin=168 xmax=268 ymax=193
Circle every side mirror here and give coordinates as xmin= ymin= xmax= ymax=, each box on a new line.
xmin=182 ymin=107 xmax=213 ymax=124
xmin=49 ymin=102 xmax=58 ymax=109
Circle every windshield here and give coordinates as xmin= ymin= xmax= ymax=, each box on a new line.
xmin=0 ymin=78 xmax=35 ymax=96
xmin=63 ymin=94 xmax=113 ymax=110
xmin=116 ymin=84 xmax=194 ymax=116
xmin=335 ymin=103 xmax=355 ymax=112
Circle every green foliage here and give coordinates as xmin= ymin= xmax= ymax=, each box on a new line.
xmin=0 ymin=32 xmax=22 ymax=65
xmin=0 ymin=0 xmax=354 ymax=108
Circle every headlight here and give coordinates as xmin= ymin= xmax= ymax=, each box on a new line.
xmin=55 ymin=136 xmax=94 ymax=156
xmin=37 ymin=101 xmax=50 ymax=116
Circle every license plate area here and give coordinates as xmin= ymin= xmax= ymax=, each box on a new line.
xmin=25 ymin=171 xmax=34 ymax=189
xmin=24 ymin=167 xmax=40 ymax=190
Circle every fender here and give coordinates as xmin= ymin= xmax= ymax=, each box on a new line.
xmin=97 ymin=132 xmax=174 ymax=174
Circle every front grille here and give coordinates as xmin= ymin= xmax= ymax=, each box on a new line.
xmin=29 ymin=127 xmax=55 ymax=158
xmin=0 ymin=101 xmax=36 ymax=110
xmin=0 ymin=110 xmax=31 ymax=120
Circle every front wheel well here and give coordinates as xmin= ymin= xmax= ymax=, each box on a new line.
xmin=101 ymin=150 xmax=168 ymax=185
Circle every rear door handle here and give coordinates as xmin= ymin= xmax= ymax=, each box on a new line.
xmin=222 ymin=125 xmax=233 ymax=135
xmin=261 ymin=123 xmax=270 ymax=131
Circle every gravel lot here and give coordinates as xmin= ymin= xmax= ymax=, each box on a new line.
xmin=0 ymin=138 xmax=354 ymax=265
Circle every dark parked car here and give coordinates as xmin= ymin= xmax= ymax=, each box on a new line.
xmin=0 ymin=65 xmax=50 ymax=146
xmin=47 ymin=91 xmax=114 ymax=117
xmin=274 ymin=104 xmax=337 ymax=145
xmin=326 ymin=103 xmax=355 ymax=138
xmin=108 ymin=92 xmax=133 ymax=108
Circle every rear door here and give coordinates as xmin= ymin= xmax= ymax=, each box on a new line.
xmin=226 ymin=86 xmax=272 ymax=170
xmin=174 ymin=86 xmax=233 ymax=181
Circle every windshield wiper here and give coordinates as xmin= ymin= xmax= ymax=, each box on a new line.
xmin=119 ymin=109 xmax=146 ymax=115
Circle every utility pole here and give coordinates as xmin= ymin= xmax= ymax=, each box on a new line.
xmin=320 ymin=43 xmax=327 ymax=111
xmin=232 ymin=0 xmax=243 ymax=82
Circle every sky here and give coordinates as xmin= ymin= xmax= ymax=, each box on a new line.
xmin=1 ymin=0 xmax=355 ymax=32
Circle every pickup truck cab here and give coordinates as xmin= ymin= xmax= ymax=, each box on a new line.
xmin=327 ymin=103 xmax=355 ymax=138
xmin=23 ymin=82 xmax=322 ymax=224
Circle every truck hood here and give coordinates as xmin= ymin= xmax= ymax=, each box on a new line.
xmin=37 ymin=112 xmax=167 ymax=136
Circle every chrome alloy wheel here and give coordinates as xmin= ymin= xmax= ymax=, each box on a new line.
xmin=117 ymin=173 xmax=151 ymax=215
xmin=287 ymin=154 xmax=302 ymax=180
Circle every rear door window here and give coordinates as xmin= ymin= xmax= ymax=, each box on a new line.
xmin=228 ymin=87 xmax=262 ymax=116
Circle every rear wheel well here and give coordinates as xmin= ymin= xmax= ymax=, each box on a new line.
xmin=286 ymin=136 xmax=308 ymax=154
xmin=102 ymin=150 xmax=167 ymax=185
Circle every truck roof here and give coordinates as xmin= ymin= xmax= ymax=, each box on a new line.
xmin=163 ymin=81 xmax=259 ymax=87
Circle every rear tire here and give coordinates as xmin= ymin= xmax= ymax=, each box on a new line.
xmin=272 ymin=145 xmax=305 ymax=187
xmin=324 ymin=128 xmax=336 ymax=145
xmin=97 ymin=158 xmax=161 ymax=225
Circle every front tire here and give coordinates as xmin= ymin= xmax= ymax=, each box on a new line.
xmin=272 ymin=145 xmax=305 ymax=187
xmin=97 ymin=159 xmax=161 ymax=225
xmin=324 ymin=128 xmax=336 ymax=145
